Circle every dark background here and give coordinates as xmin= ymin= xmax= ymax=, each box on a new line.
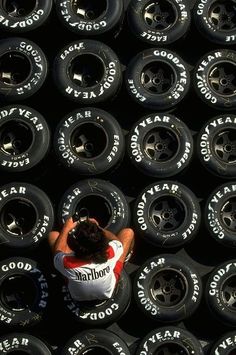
xmin=0 ymin=0 xmax=236 ymax=353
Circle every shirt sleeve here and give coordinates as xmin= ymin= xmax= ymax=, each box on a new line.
xmin=109 ymin=240 xmax=124 ymax=260
xmin=53 ymin=252 xmax=69 ymax=277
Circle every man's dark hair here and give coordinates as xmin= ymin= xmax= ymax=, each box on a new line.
xmin=67 ymin=221 xmax=109 ymax=263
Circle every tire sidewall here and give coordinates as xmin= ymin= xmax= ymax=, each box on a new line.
xmin=53 ymin=107 xmax=125 ymax=175
xmin=53 ymin=39 xmax=122 ymax=104
xmin=0 ymin=104 xmax=50 ymax=172
xmin=206 ymin=259 xmax=236 ymax=326
xmin=61 ymin=329 xmax=130 ymax=355
xmin=197 ymin=114 xmax=236 ymax=178
xmin=133 ymin=254 xmax=202 ymax=322
xmin=133 ymin=180 xmax=201 ymax=247
xmin=125 ymin=47 xmax=190 ymax=110
xmin=0 ymin=37 xmax=47 ymax=101
xmin=210 ymin=330 xmax=236 ymax=355
xmin=127 ymin=112 xmax=193 ymax=178
xmin=0 ymin=0 xmax=52 ymax=32
xmin=193 ymin=49 xmax=236 ymax=110
xmin=55 ymin=0 xmax=124 ymax=36
xmin=0 ymin=333 xmax=52 ymax=354
xmin=0 ymin=182 xmax=54 ymax=249
xmin=127 ymin=0 xmax=191 ymax=45
xmin=136 ymin=326 xmax=204 ymax=354
xmin=193 ymin=0 xmax=236 ymax=45
xmin=57 ymin=178 xmax=130 ymax=234
xmin=205 ymin=181 xmax=236 ymax=247
xmin=0 ymin=257 xmax=49 ymax=328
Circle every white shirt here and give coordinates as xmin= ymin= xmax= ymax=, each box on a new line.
xmin=54 ymin=240 xmax=123 ymax=301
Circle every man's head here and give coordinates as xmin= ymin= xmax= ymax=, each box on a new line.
xmin=67 ymin=220 xmax=109 ymax=263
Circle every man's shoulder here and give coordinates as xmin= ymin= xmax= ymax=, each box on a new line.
xmin=109 ymin=239 xmax=123 ymax=247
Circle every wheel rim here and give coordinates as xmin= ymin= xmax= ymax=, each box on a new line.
xmin=208 ymin=61 xmax=236 ymax=97
xmin=73 ymin=195 xmax=111 ymax=228
xmin=71 ymin=123 xmax=107 ymax=159
xmin=0 ymin=121 xmax=33 ymax=156
xmin=212 ymin=129 xmax=236 ymax=164
xmin=1 ymin=199 xmax=37 ymax=236
xmin=141 ymin=62 xmax=175 ymax=94
xmin=153 ymin=342 xmax=189 ymax=355
xmin=2 ymin=0 xmax=37 ymax=17
xmin=150 ymin=268 xmax=188 ymax=307
xmin=143 ymin=127 xmax=179 ymax=161
xmin=0 ymin=52 xmax=31 ymax=86
xmin=143 ymin=0 xmax=177 ymax=31
xmin=72 ymin=0 xmax=107 ymax=20
xmin=221 ymin=275 xmax=236 ymax=310
xmin=220 ymin=197 xmax=236 ymax=232
xmin=1 ymin=274 xmax=37 ymax=311
xmin=69 ymin=54 xmax=105 ymax=88
xmin=208 ymin=0 xmax=236 ymax=31
xmin=150 ymin=196 xmax=185 ymax=231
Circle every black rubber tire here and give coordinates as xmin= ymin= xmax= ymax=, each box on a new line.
xmin=53 ymin=39 xmax=122 ymax=104
xmin=0 ymin=104 xmax=50 ymax=172
xmin=206 ymin=259 xmax=236 ymax=327
xmin=193 ymin=0 xmax=236 ymax=45
xmin=0 ymin=257 xmax=49 ymax=328
xmin=126 ymin=112 xmax=193 ymax=178
xmin=55 ymin=0 xmax=124 ymax=37
xmin=0 ymin=37 xmax=48 ymax=102
xmin=61 ymin=269 xmax=131 ymax=326
xmin=0 ymin=332 xmax=52 ymax=354
xmin=205 ymin=181 xmax=236 ymax=248
xmin=57 ymin=178 xmax=131 ymax=234
xmin=0 ymin=182 xmax=54 ymax=250
xmin=133 ymin=180 xmax=201 ymax=248
xmin=193 ymin=48 xmax=236 ymax=111
xmin=53 ymin=107 xmax=125 ymax=176
xmin=133 ymin=254 xmax=202 ymax=323
xmin=127 ymin=0 xmax=191 ymax=45
xmin=197 ymin=113 xmax=236 ymax=179
xmin=61 ymin=328 xmax=131 ymax=355
xmin=136 ymin=326 xmax=204 ymax=355
xmin=210 ymin=330 xmax=236 ymax=354
xmin=0 ymin=0 xmax=53 ymax=33
xmin=125 ymin=47 xmax=190 ymax=110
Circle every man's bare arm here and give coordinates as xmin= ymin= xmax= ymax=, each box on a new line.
xmin=101 ymin=228 xmax=119 ymax=241
xmin=53 ymin=217 xmax=77 ymax=254
xmin=89 ymin=218 xmax=119 ymax=241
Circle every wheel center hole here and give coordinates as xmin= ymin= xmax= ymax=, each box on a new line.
xmin=163 ymin=211 xmax=170 ymax=219
xmin=155 ymin=142 xmax=164 ymax=150
xmin=220 ymin=78 xmax=228 ymax=86
xmin=86 ymin=10 xmax=96 ymax=19
xmin=84 ymin=142 xmax=94 ymax=152
xmin=152 ymin=76 xmax=161 ymax=85
xmin=163 ymin=285 xmax=171 ymax=294
xmin=225 ymin=144 xmax=232 ymax=152
xmin=154 ymin=14 xmax=162 ymax=21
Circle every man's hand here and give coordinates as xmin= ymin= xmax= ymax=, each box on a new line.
xmin=52 ymin=217 xmax=77 ymax=255
xmin=88 ymin=218 xmax=99 ymax=226
xmin=63 ymin=217 xmax=78 ymax=233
